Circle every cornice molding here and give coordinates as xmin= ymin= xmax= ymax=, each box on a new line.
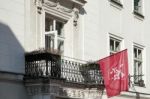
xmin=43 ymin=5 xmax=72 ymax=21
xmin=44 ymin=1 xmax=57 ymax=7
xmin=42 ymin=0 xmax=75 ymax=21
xmin=0 ymin=71 xmax=23 ymax=83
xmin=70 ymin=0 xmax=87 ymax=6
xmin=35 ymin=0 xmax=85 ymax=26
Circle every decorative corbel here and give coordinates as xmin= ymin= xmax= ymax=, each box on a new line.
xmin=35 ymin=0 xmax=43 ymax=14
xmin=73 ymin=10 xmax=79 ymax=27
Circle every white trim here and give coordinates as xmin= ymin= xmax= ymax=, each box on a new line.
xmin=45 ymin=31 xmax=57 ymax=35
xmin=133 ymin=42 xmax=145 ymax=48
xmin=131 ymin=43 xmax=134 ymax=78
xmin=70 ymin=0 xmax=86 ymax=6
xmin=43 ymin=6 xmax=72 ymax=21
xmin=35 ymin=6 xmax=38 ymax=49
xmin=132 ymin=0 xmax=134 ymax=12
xmin=107 ymin=33 xmax=110 ymax=56
xmin=142 ymin=0 xmax=145 ymax=16
xmin=82 ymin=13 xmax=85 ymax=60
xmin=44 ymin=17 xmax=65 ymax=52
xmin=41 ymin=10 xmax=45 ymax=48
xmin=53 ymin=19 xmax=56 ymax=31
xmin=109 ymin=33 xmax=123 ymax=40
xmin=133 ymin=43 xmax=146 ymax=87
xmin=109 ymin=33 xmax=124 ymax=54
xmin=143 ymin=47 xmax=146 ymax=86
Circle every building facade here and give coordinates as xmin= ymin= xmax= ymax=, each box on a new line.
xmin=0 ymin=0 xmax=150 ymax=99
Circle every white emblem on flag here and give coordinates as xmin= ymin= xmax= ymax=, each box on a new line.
xmin=110 ymin=64 xmax=125 ymax=80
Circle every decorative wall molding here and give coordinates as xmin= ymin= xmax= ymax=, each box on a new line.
xmin=0 ymin=71 xmax=23 ymax=83
xmin=35 ymin=0 xmax=44 ymax=14
xmin=44 ymin=1 xmax=58 ymax=7
xmin=25 ymin=83 xmax=102 ymax=99
xmin=44 ymin=0 xmax=74 ymax=14
xmin=70 ymin=0 xmax=87 ymax=6
xmin=59 ymin=7 xmax=73 ymax=13
xmin=73 ymin=10 xmax=79 ymax=27
xmin=26 ymin=84 xmax=60 ymax=95
xmin=34 ymin=0 xmax=85 ymax=26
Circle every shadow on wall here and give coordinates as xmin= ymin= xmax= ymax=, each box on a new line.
xmin=0 ymin=22 xmax=25 ymax=74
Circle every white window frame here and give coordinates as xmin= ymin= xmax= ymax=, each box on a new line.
xmin=133 ymin=43 xmax=145 ymax=87
xmin=134 ymin=0 xmax=143 ymax=14
xmin=109 ymin=34 xmax=123 ymax=55
xmin=44 ymin=13 xmax=65 ymax=54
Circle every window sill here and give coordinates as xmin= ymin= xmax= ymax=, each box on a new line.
xmin=133 ymin=11 xmax=144 ymax=19
xmin=134 ymin=80 xmax=145 ymax=87
xmin=110 ymin=0 xmax=123 ymax=8
xmin=134 ymin=84 xmax=145 ymax=88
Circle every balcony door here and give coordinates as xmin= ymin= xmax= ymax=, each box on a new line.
xmin=45 ymin=13 xmax=65 ymax=54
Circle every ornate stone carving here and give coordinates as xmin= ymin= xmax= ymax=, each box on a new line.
xmin=35 ymin=0 xmax=44 ymax=14
xmin=45 ymin=1 xmax=58 ymax=7
xmin=26 ymin=84 xmax=101 ymax=99
xmin=44 ymin=0 xmax=73 ymax=14
xmin=59 ymin=7 xmax=73 ymax=13
xmin=73 ymin=10 xmax=79 ymax=27
xmin=60 ymin=88 xmax=85 ymax=98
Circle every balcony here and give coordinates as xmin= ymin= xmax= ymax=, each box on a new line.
xmin=24 ymin=50 xmax=104 ymax=88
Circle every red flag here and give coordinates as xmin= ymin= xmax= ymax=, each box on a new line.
xmin=98 ymin=49 xmax=128 ymax=98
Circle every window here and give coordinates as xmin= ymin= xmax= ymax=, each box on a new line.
xmin=134 ymin=0 xmax=144 ymax=18
xmin=133 ymin=45 xmax=145 ymax=87
xmin=45 ymin=14 xmax=65 ymax=54
xmin=110 ymin=37 xmax=121 ymax=54
xmin=134 ymin=0 xmax=142 ymax=13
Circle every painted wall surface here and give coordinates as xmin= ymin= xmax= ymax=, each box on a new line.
xmin=0 ymin=82 xmax=29 ymax=99
xmin=0 ymin=0 xmax=28 ymax=99
xmin=82 ymin=0 xmax=150 ymax=98
xmin=0 ymin=0 xmax=25 ymax=73
xmin=0 ymin=0 xmax=150 ymax=99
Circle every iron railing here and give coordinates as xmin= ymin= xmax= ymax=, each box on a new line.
xmin=24 ymin=51 xmax=104 ymax=86
xmin=129 ymin=74 xmax=145 ymax=87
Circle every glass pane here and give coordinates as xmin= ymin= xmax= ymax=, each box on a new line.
xmin=138 ymin=62 xmax=142 ymax=75
xmin=115 ymin=41 xmax=120 ymax=51
xmin=134 ymin=61 xmax=138 ymax=83
xmin=57 ymin=40 xmax=64 ymax=53
xmin=45 ymin=18 xmax=53 ymax=32
xmin=134 ymin=61 xmax=138 ymax=75
xmin=56 ymin=21 xmax=64 ymax=36
xmin=134 ymin=0 xmax=140 ymax=7
xmin=138 ymin=62 xmax=142 ymax=81
xmin=134 ymin=48 xmax=137 ymax=58
xmin=110 ymin=39 xmax=114 ymax=51
xmin=138 ymin=49 xmax=142 ymax=59
xmin=45 ymin=35 xmax=54 ymax=50
xmin=134 ymin=0 xmax=142 ymax=12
